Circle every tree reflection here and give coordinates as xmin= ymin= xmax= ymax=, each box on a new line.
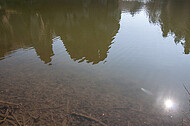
xmin=0 ymin=0 xmax=120 ymax=64
xmin=120 ymin=0 xmax=190 ymax=54
xmin=119 ymin=0 xmax=144 ymax=16
xmin=0 ymin=0 xmax=190 ymax=65
xmin=145 ymin=0 xmax=190 ymax=54
xmin=0 ymin=6 xmax=54 ymax=63
xmin=56 ymin=1 xmax=120 ymax=64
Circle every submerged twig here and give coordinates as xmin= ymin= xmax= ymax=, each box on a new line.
xmin=28 ymin=113 xmax=40 ymax=123
xmin=51 ymin=112 xmax=56 ymax=126
xmin=127 ymin=121 xmax=130 ymax=126
xmin=12 ymin=113 xmax=21 ymax=126
xmin=29 ymin=105 xmax=64 ymax=111
xmin=0 ymin=113 xmax=14 ymax=121
xmin=7 ymin=119 xmax=17 ymax=126
xmin=0 ymin=109 xmax=8 ymax=124
xmin=0 ymin=101 xmax=21 ymax=106
xmin=62 ymin=118 xmax=67 ymax=126
xmin=22 ymin=114 xmax=26 ymax=126
xmin=71 ymin=112 xmax=107 ymax=126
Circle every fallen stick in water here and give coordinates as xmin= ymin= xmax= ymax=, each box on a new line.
xmin=0 ymin=113 xmax=15 ymax=120
xmin=7 ymin=119 xmax=17 ymax=126
xmin=0 ymin=109 xmax=8 ymax=124
xmin=28 ymin=105 xmax=64 ymax=111
xmin=0 ymin=101 xmax=20 ymax=106
xmin=12 ymin=113 xmax=21 ymax=126
xmin=71 ymin=112 xmax=107 ymax=126
xmin=22 ymin=114 xmax=26 ymax=126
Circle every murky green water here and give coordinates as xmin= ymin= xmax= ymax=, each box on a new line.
xmin=0 ymin=0 xmax=190 ymax=125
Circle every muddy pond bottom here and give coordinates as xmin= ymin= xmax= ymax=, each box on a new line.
xmin=0 ymin=0 xmax=190 ymax=125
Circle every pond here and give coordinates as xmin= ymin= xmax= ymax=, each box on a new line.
xmin=0 ymin=0 xmax=190 ymax=125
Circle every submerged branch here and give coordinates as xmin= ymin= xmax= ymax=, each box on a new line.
xmin=71 ymin=112 xmax=107 ymax=126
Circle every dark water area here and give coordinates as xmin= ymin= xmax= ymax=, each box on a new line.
xmin=0 ymin=0 xmax=190 ymax=125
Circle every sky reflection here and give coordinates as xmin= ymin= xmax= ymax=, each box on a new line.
xmin=0 ymin=0 xmax=190 ymax=125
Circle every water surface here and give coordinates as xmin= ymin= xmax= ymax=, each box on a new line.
xmin=0 ymin=0 xmax=190 ymax=125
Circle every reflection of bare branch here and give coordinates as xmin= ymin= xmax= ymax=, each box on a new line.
xmin=183 ymin=84 xmax=190 ymax=96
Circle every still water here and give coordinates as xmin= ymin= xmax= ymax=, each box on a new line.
xmin=0 ymin=0 xmax=190 ymax=125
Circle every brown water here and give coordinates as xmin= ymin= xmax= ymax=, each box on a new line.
xmin=0 ymin=0 xmax=190 ymax=125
